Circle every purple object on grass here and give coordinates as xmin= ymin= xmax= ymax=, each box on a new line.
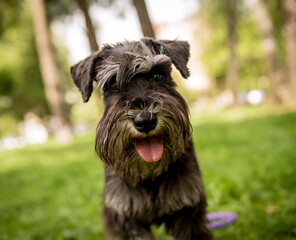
xmin=206 ymin=212 xmax=237 ymax=229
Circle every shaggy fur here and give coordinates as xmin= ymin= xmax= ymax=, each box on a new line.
xmin=71 ymin=38 xmax=211 ymax=240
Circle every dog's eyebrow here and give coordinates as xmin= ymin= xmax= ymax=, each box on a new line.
xmin=97 ymin=61 xmax=120 ymax=90
xmin=122 ymin=54 xmax=172 ymax=85
xmin=152 ymin=55 xmax=172 ymax=70
xmin=128 ymin=54 xmax=171 ymax=78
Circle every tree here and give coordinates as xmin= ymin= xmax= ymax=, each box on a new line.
xmin=245 ymin=0 xmax=283 ymax=104
xmin=281 ymin=0 xmax=296 ymax=105
xmin=30 ymin=0 xmax=72 ymax=144
xmin=132 ymin=0 xmax=155 ymax=38
xmin=225 ymin=0 xmax=239 ymax=106
xmin=198 ymin=0 xmax=241 ymax=105
xmin=45 ymin=0 xmax=100 ymax=53
xmin=76 ymin=0 xmax=99 ymax=52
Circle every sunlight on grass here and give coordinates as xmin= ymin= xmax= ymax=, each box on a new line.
xmin=0 ymin=106 xmax=295 ymax=239
xmin=191 ymin=105 xmax=294 ymax=125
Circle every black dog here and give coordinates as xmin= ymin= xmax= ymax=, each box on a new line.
xmin=71 ymin=38 xmax=211 ymax=240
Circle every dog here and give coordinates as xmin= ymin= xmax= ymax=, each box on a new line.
xmin=70 ymin=38 xmax=211 ymax=240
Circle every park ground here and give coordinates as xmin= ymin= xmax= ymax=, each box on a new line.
xmin=0 ymin=105 xmax=296 ymax=239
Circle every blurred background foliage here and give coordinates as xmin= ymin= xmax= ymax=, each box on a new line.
xmin=0 ymin=0 xmax=295 ymax=139
xmin=198 ymin=0 xmax=287 ymax=95
xmin=0 ymin=0 xmax=46 ymax=136
xmin=199 ymin=1 xmax=265 ymax=91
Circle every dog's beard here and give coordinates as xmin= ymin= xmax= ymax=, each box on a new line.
xmin=96 ymin=96 xmax=190 ymax=186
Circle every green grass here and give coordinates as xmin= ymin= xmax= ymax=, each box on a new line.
xmin=1 ymin=106 xmax=296 ymax=239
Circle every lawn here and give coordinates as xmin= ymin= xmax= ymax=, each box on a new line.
xmin=0 ymin=106 xmax=295 ymax=240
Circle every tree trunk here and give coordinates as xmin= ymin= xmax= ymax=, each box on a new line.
xmin=282 ymin=0 xmax=296 ymax=106
xmin=76 ymin=0 xmax=99 ymax=53
xmin=225 ymin=0 xmax=238 ymax=107
xmin=132 ymin=0 xmax=155 ymax=38
xmin=31 ymin=0 xmax=72 ymax=144
xmin=245 ymin=0 xmax=282 ymax=104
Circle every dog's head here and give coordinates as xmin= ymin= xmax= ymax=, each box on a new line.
xmin=71 ymin=38 xmax=192 ymax=185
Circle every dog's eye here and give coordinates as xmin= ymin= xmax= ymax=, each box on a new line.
xmin=109 ymin=82 xmax=117 ymax=91
xmin=108 ymin=77 xmax=117 ymax=91
xmin=153 ymin=74 xmax=163 ymax=82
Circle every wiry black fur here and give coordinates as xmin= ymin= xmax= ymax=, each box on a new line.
xmin=71 ymin=38 xmax=211 ymax=240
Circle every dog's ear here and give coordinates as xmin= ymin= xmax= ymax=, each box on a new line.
xmin=141 ymin=38 xmax=190 ymax=79
xmin=70 ymin=51 xmax=101 ymax=102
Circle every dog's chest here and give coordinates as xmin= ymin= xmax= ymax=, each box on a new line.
xmin=104 ymin=168 xmax=202 ymax=219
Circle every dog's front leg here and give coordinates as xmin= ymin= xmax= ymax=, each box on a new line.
xmin=124 ymin=220 xmax=156 ymax=240
xmin=103 ymin=207 xmax=156 ymax=240
xmin=165 ymin=205 xmax=211 ymax=240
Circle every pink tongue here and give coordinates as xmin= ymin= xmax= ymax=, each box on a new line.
xmin=135 ymin=137 xmax=163 ymax=162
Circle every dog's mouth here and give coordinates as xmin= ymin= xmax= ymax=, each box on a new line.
xmin=135 ymin=136 xmax=163 ymax=162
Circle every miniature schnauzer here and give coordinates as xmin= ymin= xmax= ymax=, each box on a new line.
xmin=71 ymin=38 xmax=211 ymax=240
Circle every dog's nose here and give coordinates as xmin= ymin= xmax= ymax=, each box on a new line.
xmin=133 ymin=111 xmax=157 ymax=133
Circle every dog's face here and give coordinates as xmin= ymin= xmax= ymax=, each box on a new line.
xmin=71 ymin=38 xmax=192 ymax=185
